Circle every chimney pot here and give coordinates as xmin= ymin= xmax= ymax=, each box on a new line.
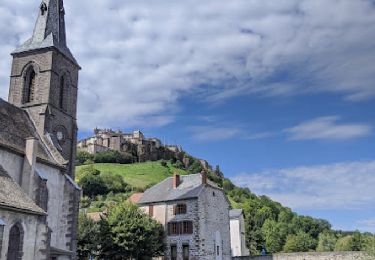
xmin=201 ymin=171 xmax=207 ymax=185
xmin=173 ymin=173 xmax=180 ymax=189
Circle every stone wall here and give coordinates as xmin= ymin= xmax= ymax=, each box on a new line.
xmin=233 ymin=252 xmax=365 ymax=260
xmin=198 ymin=186 xmax=232 ymax=260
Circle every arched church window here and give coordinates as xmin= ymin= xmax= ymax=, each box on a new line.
xmin=24 ymin=69 xmax=36 ymax=103
xmin=7 ymin=223 xmax=23 ymax=260
xmin=59 ymin=76 xmax=65 ymax=110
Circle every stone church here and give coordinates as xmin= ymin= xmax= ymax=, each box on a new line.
xmin=0 ymin=0 xmax=80 ymax=259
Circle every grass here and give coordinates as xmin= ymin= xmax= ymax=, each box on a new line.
xmin=76 ymin=161 xmax=187 ymax=189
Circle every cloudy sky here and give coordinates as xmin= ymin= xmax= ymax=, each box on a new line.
xmin=0 ymin=0 xmax=374 ymax=232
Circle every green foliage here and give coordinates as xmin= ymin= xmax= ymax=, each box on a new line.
xmin=77 ymin=165 xmax=130 ymax=198
xmin=283 ymin=231 xmax=317 ymax=252
xmin=76 ymin=150 xmax=94 ymax=166
xmin=316 ymin=231 xmax=338 ymax=252
xmin=76 ymin=161 xmax=187 ymax=189
xmin=77 ymin=203 xmax=165 ymax=259
xmin=160 ymin=160 xmax=168 ymax=167
xmin=222 ymin=178 xmax=235 ymax=192
xmin=106 ymin=202 xmax=165 ymax=259
xmin=94 ymin=150 xmax=133 ymax=164
xmin=77 ymin=213 xmax=101 ymax=258
xmin=79 ymin=167 xmax=109 ymax=198
xmin=261 ymin=219 xmax=284 ymax=253
xmin=335 ymin=235 xmax=355 ymax=251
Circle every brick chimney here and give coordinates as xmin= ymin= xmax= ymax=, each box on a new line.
xmin=173 ymin=173 xmax=180 ymax=189
xmin=201 ymin=171 xmax=207 ymax=185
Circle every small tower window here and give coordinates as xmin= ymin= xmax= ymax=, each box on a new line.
xmin=59 ymin=76 xmax=65 ymax=110
xmin=40 ymin=3 xmax=47 ymax=15
xmin=24 ymin=69 xmax=36 ymax=103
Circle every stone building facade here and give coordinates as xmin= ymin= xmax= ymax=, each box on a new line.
xmin=0 ymin=0 xmax=80 ymax=259
xmin=138 ymin=173 xmax=232 ymax=260
xmin=77 ymin=128 xmax=182 ymax=162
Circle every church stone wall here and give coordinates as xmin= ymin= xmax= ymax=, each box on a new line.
xmin=36 ymin=163 xmax=71 ymax=251
xmin=0 ymin=148 xmax=23 ymax=184
xmin=0 ymin=211 xmax=48 ymax=260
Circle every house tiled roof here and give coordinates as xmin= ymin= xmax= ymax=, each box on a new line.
xmin=229 ymin=209 xmax=243 ymax=219
xmin=0 ymin=165 xmax=46 ymax=215
xmin=138 ymin=174 xmax=216 ymax=204
xmin=0 ymin=99 xmax=57 ymax=165
xmin=128 ymin=193 xmax=144 ymax=204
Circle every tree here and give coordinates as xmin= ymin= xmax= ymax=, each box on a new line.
xmin=105 ymin=202 xmax=165 ymax=259
xmin=78 ymin=167 xmax=108 ymax=198
xmin=316 ymin=231 xmax=338 ymax=252
xmin=76 ymin=150 xmax=94 ymax=166
xmin=77 ymin=213 xmax=101 ymax=259
xmin=334 ymin=235 xmax=354 ymax=251
xmin=283 ymin=231 xmax=317 ymax=252
xmin=101 ymin=172 xmax=130 ymax=193
xmin=261 ymin=219 xmax=283 ymax=253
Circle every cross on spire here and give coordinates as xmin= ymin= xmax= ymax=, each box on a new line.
xmin=12 ymin=0 xmax=78 ymax=66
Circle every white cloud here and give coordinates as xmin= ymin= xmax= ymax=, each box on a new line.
xmin=189 ymin=124 xmax=273 ymax=141
xmin=0 ymin=0 xmax=375 ymax=129
xmin=189 ymin=126 xmax=243 ymax=141
xmin=285 ymin=116 xmax=372 ymax=140
xmin=232 ymin=161 xmax=375 ymax=210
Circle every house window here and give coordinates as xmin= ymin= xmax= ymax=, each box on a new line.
xmin=170 ymin=245 xmax=177 ymax=260
xmin=24 ymin=69 xmax=36 ymax=103
xmin=149 ymin=205 xmax=154 ymax=217
xmin=168 ymin=221 xmax=193 ymax=235
xmin=217 ymin=246 xmax=220 ymax=256
xmin=174 ymin=204 xmax=187 ymax=215
xmin=183 ymin=244 xmax=190 ymax=260
xmin=7 ymin=223 xmax=24 ymax=260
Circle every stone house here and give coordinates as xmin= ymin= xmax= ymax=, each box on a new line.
xmin=138 ymin=173 xmax=232 ymax=260
xmin=0 ymin=0 xmax=80 ymax=259
xmin=230 ymin=209 xmax=250 ymax=257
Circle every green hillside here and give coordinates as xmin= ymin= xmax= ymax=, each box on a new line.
xmin=76 ymin=161 xmax=187 ymax=189
xmin=76 ymin=160 xmax=375 ymax=255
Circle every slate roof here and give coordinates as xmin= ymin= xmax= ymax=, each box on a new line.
xmin=229 ymin=209 xmax=243 ymax=219
xmin=138 ymin=174 xmax=216 ymax=204
xmin=0 ymin=165 xmax=46 ymax=215
xmin=12 ymin=0 xmax=79 ymax=66
xmin=0 ymin=99 xmax=58 ymax=165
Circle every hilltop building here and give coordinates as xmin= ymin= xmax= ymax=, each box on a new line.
xmin=77 ymin=128 xmax=182 ymax=162
xmin=138 ymin=173 xmax=232 ymax=260
xmin=0 ymin=0 xmax=80 ymax=259
xmin=230 ymin=209 xmax=250 ymax=257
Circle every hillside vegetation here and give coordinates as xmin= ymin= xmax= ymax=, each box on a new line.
xmin=76 ymin=152 xmax=375 ymax=256
xmin=77 ymin=161 xmax=187 ymax=189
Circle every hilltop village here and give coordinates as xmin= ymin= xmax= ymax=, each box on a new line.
xmin=0 ymin=1 xmax=373 ymax=260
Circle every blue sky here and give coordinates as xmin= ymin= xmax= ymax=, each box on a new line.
xmin=0 ymin=0 xmax=374 ymax=233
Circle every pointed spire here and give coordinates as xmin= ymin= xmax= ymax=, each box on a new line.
xmin=13 ymin=0 xmax=78 ymax=66
xmin=32 ymin=0 xmax=67 ymax=46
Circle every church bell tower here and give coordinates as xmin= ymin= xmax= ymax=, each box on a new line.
xmin=8 ymin=0 xmax=80 ymax=176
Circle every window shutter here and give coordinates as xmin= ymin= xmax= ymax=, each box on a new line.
xmin=173 ymin=205 xmax=177 ymax=215
xmin=188 ymin=221 xmax=193 ymax=234
xmin=167 ymin=223 xmax=171 ymax=236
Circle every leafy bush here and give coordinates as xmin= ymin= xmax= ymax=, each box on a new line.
xmin=76 ymin=150 xmax=94 ymax=166
xmin=94 ymin=150 xmax=133 ymax=164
